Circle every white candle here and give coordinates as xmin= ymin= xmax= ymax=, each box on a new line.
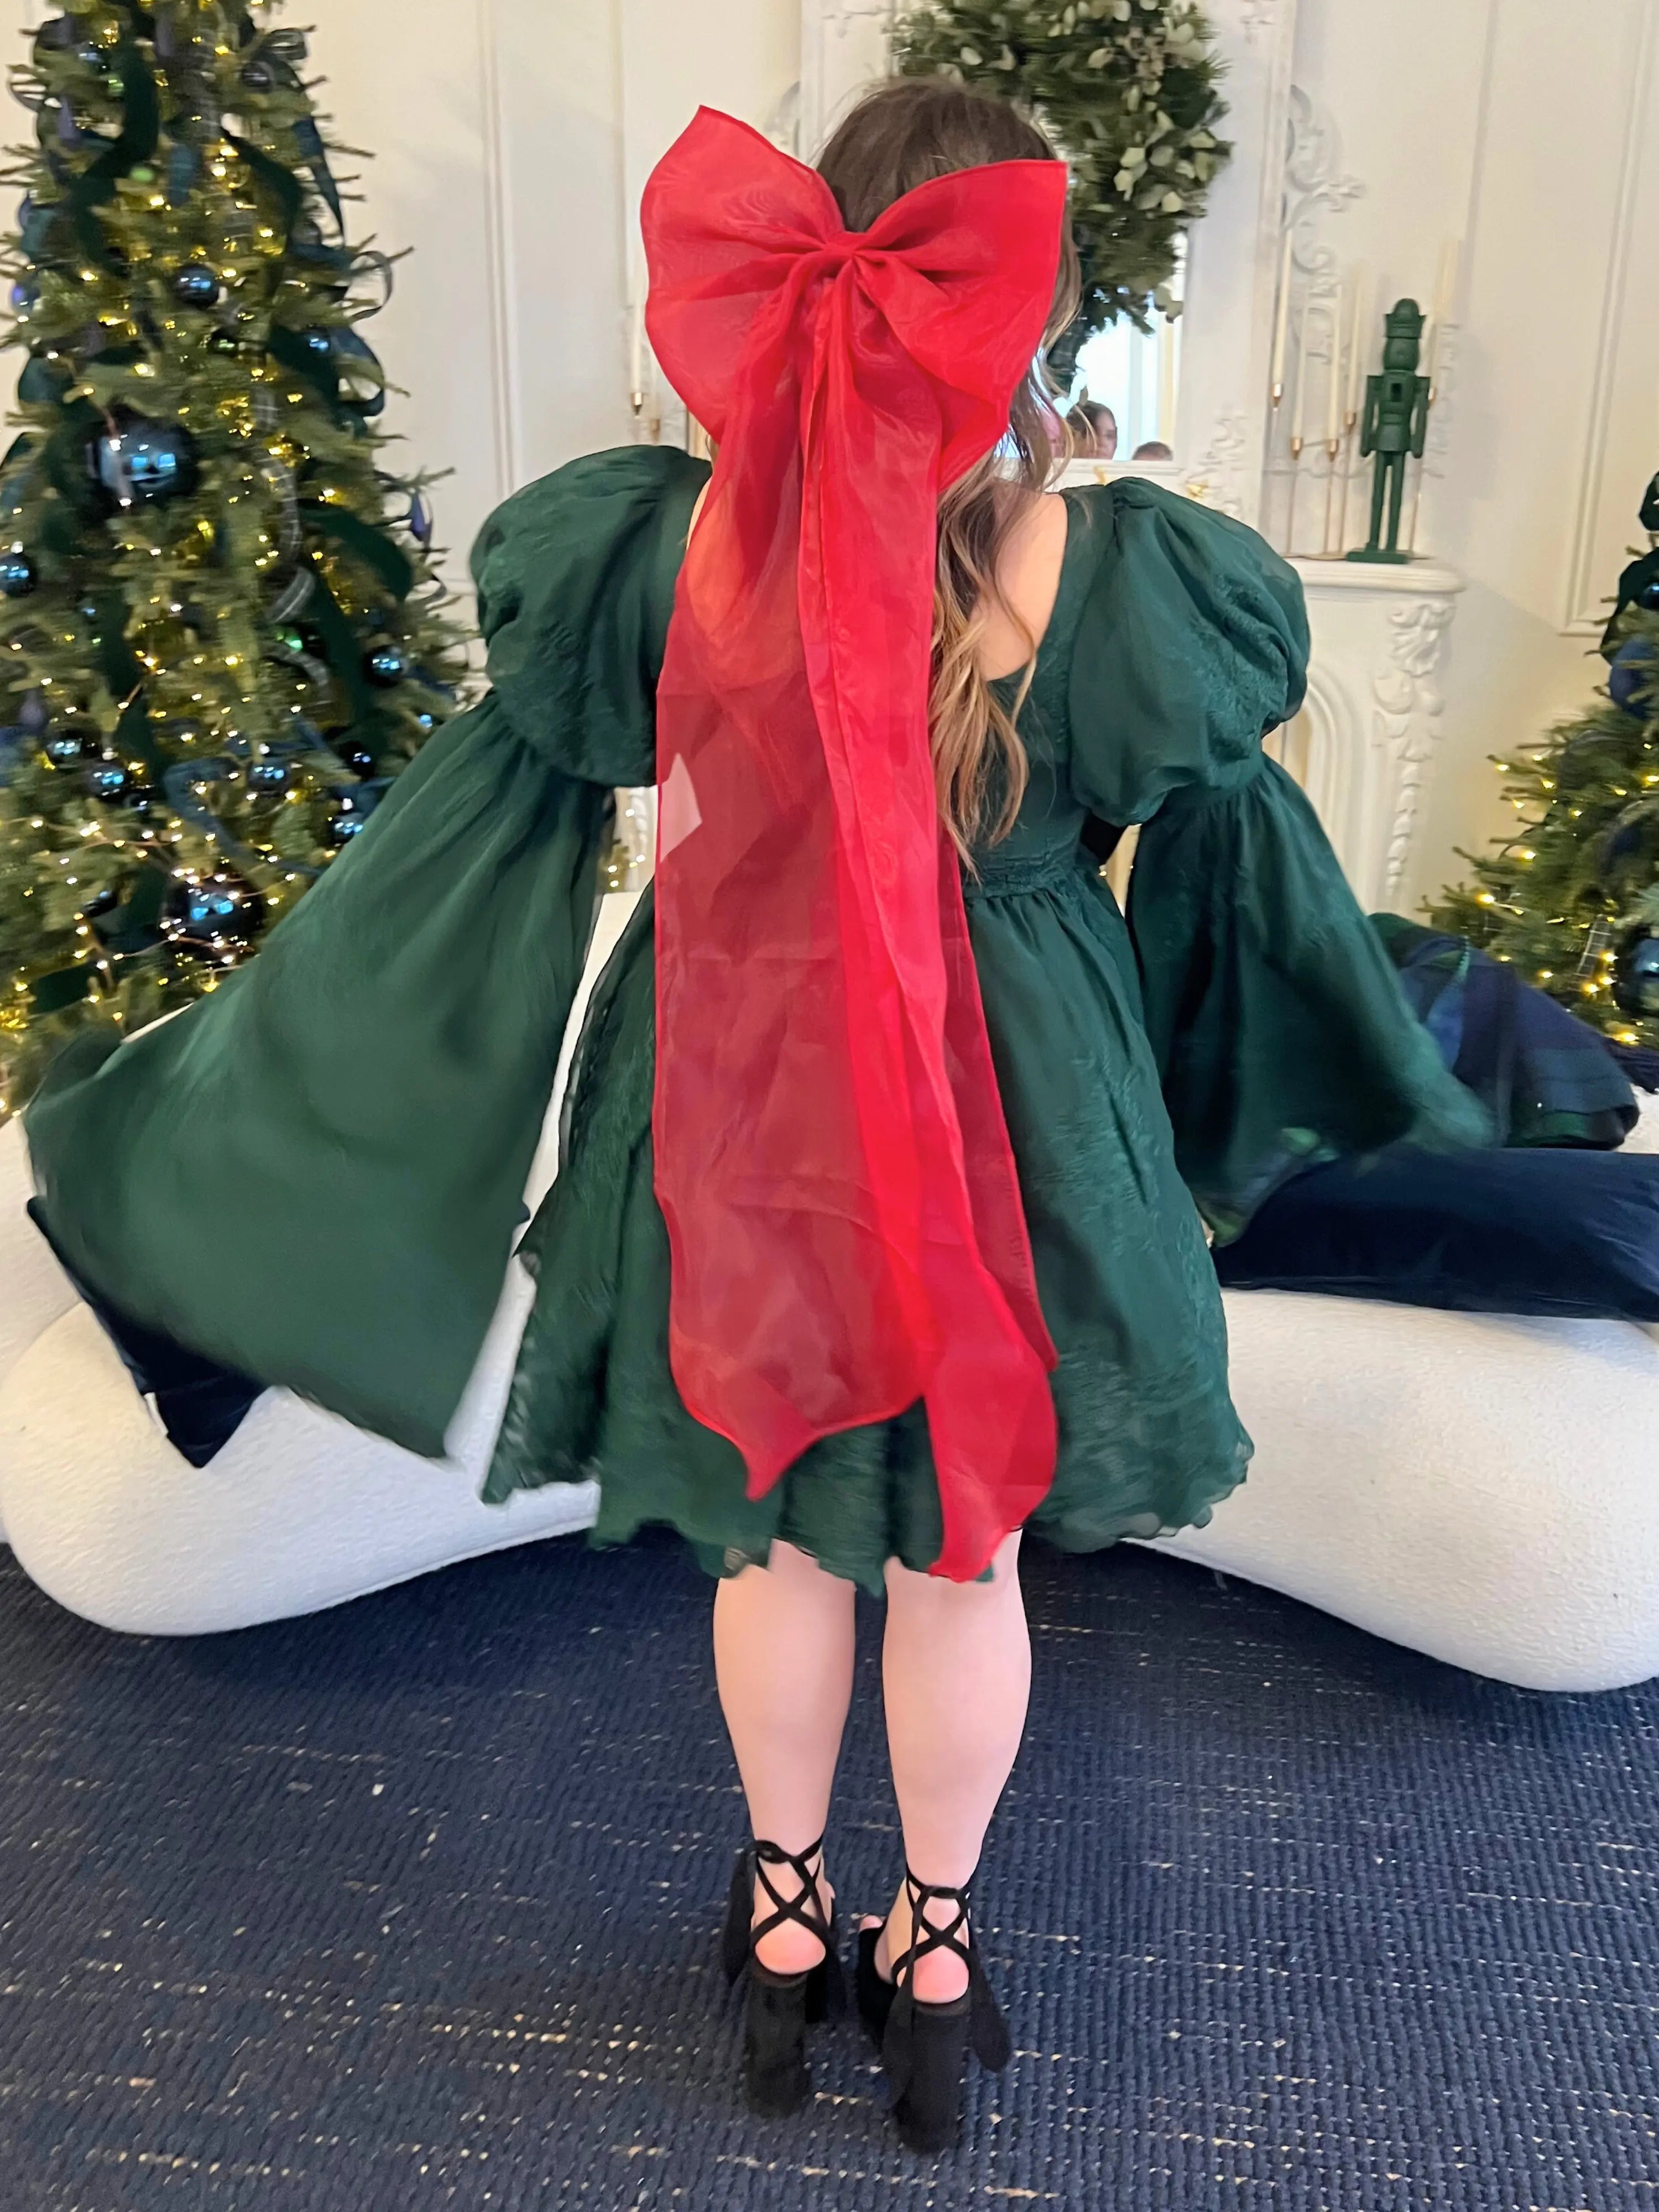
xmin=1345 ymin=267 xmax=1368 ymax=421
xmin=1326 ymin=285 xmax=1343 ymax=445
xmin=1270 ymin=230 xmax=1293 ymax=395
xmin=1291 ymin=295 xmax=1309 ymax=444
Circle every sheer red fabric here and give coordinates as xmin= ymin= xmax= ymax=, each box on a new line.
xmin=643 ymin=107 xmax=1066 ymax=1580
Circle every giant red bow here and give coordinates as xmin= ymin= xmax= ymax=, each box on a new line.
xmin=643 ymin=107 xmax=1065 ymax=1579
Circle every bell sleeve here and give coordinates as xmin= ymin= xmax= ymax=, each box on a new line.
xmin=25 ymin=444 xmax=708 ymax=1455
xmin=1067 ymin=479 xmax=1488 ymax=1239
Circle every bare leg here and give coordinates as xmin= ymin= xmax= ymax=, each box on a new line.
xmin=713 ymin=1538 xmax=857 ymax=1974
xmin=865 ymin=1529 xmax=1031 ymax=2002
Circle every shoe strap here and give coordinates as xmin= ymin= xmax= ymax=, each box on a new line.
xmin=885 ymin=1866 xmax=1011 ymax=2077
xmin=723 ymin=1834 xmax=845 ymax=2017
xmin=891 ymin=1867 xmax=973 ymax=1986
xmin=749 ymin=1835 xmax=833 ymax=1953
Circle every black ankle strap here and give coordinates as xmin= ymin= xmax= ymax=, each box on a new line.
xmin=891 ymin=1866 xmax=973 ymax=1987
xmin=722 ymin=1834 xmax=844 ymax=2014
xmin=749 ymin=1836 xmax=832 ymax=1952
xmin=882 ymin=1866 xmax=1011 ymax=2079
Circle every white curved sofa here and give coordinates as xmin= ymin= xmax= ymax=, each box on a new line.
xmin=2 ymin=896 xmax=1657 ymax=1692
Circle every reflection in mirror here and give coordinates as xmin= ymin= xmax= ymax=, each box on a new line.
xmin=1063 ymin=239 xmax=1185 ymax=466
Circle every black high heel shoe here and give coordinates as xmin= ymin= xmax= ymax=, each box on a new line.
xmin=720 ymin=1834 xmax=846 ymax=2118
xmin=856 ymin=1869 xmax=1012 ymax=2154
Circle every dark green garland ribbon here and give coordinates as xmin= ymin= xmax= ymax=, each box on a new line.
xmin=267 ymin=324 xmax=388 ymax=427
xmin=299 ymin=501 xmax=414 ymax=603
xmin=60 ymin=39 xmax=160 ymax=268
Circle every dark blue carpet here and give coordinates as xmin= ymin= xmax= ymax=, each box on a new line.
xmin=1 ymin=1529 xmax=1656 ymax=2211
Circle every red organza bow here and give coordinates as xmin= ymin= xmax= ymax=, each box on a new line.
xmin=643 ymin=107 xmax=1065 ymax=1580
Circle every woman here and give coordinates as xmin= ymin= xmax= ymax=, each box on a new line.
xmin=24 ymin=82 xmax=1484 ymax=2153
xmin=1066 ymin=397 xmax=1118 ymax=458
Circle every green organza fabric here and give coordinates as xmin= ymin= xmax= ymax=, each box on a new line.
xmin=25 ymin=447 xmax=706 ymax=1454
xmin=27 ymin=451 xmax=1486 ymax=1594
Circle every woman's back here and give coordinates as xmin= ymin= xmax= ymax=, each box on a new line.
xmin=974 ymin=489 xmax=1070 ymax=682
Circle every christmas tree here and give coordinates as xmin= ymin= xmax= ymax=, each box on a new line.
xmin=0 ymin=1 xmax=467 ymax=1113
xmin=1433 ymin=471 xmax=1659 ymax=1051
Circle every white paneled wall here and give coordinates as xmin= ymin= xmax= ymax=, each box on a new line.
xmin=315 ymin=0 xmax=798 ymax=593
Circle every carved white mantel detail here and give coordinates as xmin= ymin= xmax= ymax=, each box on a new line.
xmin=1375 ymin=596 xmax=1457 ymax=899
xmin=1279 ymin=559 xmax=1464 ymax=911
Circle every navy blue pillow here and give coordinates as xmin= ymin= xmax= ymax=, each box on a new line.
xmin=27 ymin=1200 xmax=262 ymax=1465
xmin=1213 ymin=1145 xmax=1659 ymax=1321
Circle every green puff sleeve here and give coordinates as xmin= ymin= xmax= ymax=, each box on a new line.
xmin=1067 ymin=479 xmax=1488 ymax=1238
xmin=25 ymin=444 xmax=707 ymax=1454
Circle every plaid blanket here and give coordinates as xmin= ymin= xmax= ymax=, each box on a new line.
xmin=1371 ymin=916 xmax=1648 ymax=1147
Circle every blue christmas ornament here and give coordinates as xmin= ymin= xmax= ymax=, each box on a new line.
xmin=10 ymin=279 xmax=37 ymax=314
xmin=364 ymin=643 xmax=411 ymax=688
xmin=19 ymin=198 xmax=54 ymax=264
xmin=1609 ymin=637 xmax=1657 ymax=718
xmin=91 ymin=413 xmax=199 ymax=507
xmin=45 ymin=723 xmax=100 ymax=767
xmin=327 ymin=786 xmax=382 ymax=844
xmin=164 ymin=869 xmax=265 ymax=948
xmin=1614 ymin=927 xmax=1659 ymax=1019
xmin=409 ymin=489 xmax=434 ymax=546
xmin=83 ymin=759 xmax=131 ymax=803
xmin=304 ymin=328 xmax=332 ymax=356
xmin=19 ymin=690 xmax=47 ymax=735
xmin=173 ymin=263 xmax=221 ymax=308
xmin=0 ymin=551 xmax=38 ymax=597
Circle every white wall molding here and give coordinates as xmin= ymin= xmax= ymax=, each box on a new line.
xmin=1185 ymin=406 xmax=1250 ymax=520
xmin=800 ymin=0 xmax=894 ymax=155
xmin=1561 ymin=0 xmax=1658 ymax=636
xmin=1259 ymin=83 xmax=1364 ymax=555
xmin=475 ymin=0 xmax=522 ymax=507
xmin=1282 ymin=81 xmax=1363 ymax=300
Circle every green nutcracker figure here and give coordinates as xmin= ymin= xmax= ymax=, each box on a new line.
xmin=1347 ymin=298 xmax=1431 ymax=563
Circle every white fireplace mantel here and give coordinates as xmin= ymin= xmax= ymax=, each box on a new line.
xmin=1277 ymin=555 xmax=1465 ymax=914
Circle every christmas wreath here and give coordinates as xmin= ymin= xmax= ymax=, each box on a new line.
xmin=891 ymin=0 xmax=1231 ymax=376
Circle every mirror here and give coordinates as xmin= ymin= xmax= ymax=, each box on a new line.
xmin=1063 ymin=242 xmax=1185 ymax=468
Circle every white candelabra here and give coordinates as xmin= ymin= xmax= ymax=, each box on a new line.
xmin=1269 ymin=236 xmax=1459 ymax=562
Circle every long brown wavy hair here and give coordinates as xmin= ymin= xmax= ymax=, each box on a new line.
xmin=816 ymin=79 xmax=1081 ymax=859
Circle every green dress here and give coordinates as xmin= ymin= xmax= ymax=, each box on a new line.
xmin=24 ymin=446 xmax=1486 ymax=1592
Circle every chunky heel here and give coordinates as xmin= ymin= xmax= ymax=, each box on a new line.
xmin=856 ymin=1870 xmax=1010 ymax=2154
xmin=719 ymin=1834 xmax=844 ymax=2119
